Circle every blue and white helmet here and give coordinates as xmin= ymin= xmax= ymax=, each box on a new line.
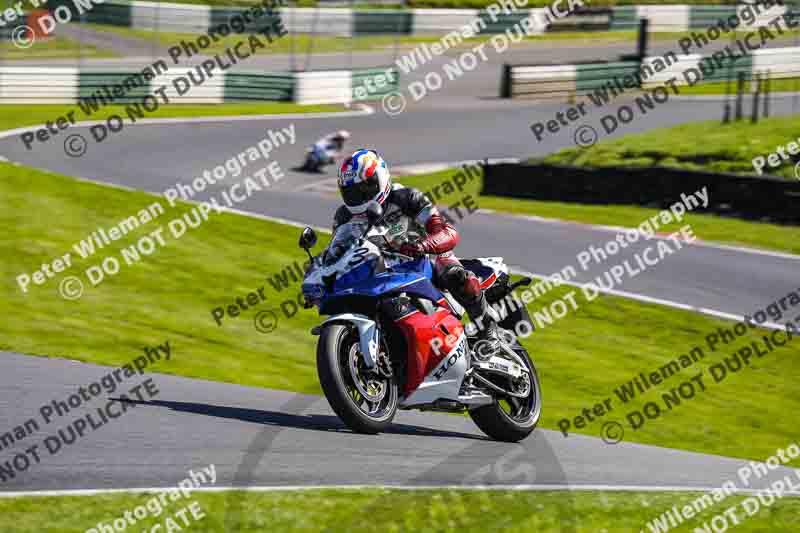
xmin=338 ymin=149 xmax=391 ymax=215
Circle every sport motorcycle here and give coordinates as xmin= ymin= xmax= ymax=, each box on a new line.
xmin=299 ymin=204 xmax=541 ymax=442
xmin=300 ymin=145 xmax=335 ymax=173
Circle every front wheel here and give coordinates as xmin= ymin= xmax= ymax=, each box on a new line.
xmin=469 ymin=346 xmax=541 ymax=442
xmin=317 ymin=324 xmax=398 ymax=434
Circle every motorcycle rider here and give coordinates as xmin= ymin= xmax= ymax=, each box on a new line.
xmin=331 ymin=149 xmax=502 ymax=355
xmin=309 ymin=130 xmax=351 ymax=171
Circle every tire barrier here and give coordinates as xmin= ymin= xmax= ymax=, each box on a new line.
xmin=0 ymin=66 xmax=398 ymax=105
xmin=482 ymin=162 xmax=800 ymax=225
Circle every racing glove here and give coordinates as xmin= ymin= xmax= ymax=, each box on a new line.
xmin=397 ymin=213 xmax=459 ymax=257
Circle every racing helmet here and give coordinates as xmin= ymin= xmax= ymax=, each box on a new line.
xmin=338 ymin=149 xmax=391 ymax=215
xmin=334 ymin=130 xmax=351 ymax=141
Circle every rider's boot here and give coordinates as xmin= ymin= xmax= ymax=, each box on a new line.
xmin=464 ymin=291 xmax=502 ymax=361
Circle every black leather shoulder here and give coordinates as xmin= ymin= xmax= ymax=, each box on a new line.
xmin=387 ymin=186 xmax=432 ymax=218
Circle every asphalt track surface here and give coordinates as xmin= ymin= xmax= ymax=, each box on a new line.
xmin=2 ymin=39 xmax=800 ymax=493
xmin=2 ymin=352 xmax=799 ymax=493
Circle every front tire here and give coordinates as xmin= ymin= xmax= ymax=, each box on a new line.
xmin=317 ymin=324 xmax=398 ymax=434
xmin=469 ymin=346 xmax=541 ymax=442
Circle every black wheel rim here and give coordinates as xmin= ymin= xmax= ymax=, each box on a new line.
xmin=337 ymin=329 xmax=397 ymax=422
xmin=497 ymin=353 xmax=541 ymax=425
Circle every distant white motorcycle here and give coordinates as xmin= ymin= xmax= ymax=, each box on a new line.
xmin=301 ymin=131 xmax=350 ymax=173
xmin=301 ymin=145 xmax=335 ymax=173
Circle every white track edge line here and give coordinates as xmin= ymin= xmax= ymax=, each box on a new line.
xmin=509 ymin=267 xmax=788 ymax=332
xmin=508 ymin=214 xmax=800 ymax=262
xmin=2 ymin=484 xmax=800 ymax=498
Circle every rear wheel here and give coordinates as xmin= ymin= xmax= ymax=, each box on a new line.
xmin=469 ymin=346 xmax=541 ymax=442
xmin=317 ymin=324 xmax=398 ymax=434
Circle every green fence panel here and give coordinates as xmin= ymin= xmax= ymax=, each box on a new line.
xmin=0 ymin=23 xmax=22 ymax=41
xmin=224 ymin=73 xmax=294 ymax=101
xmin=610 ymin=6 xmax=637 ymax=31
xmin=353 ymin=11 xmax=412 ymax=35
xmin=211 ymin=7 xmax=282 ymax=33
xmin=689 ymin=5 xmax=737 ymax=29
xmin=477 ymin=11 xmax=530 ymax=34
xmin=351 ymin=67 xmax=399 ymax=101
xmin=86 ymin=3 xmax=133 ymax=27
xmin=695 ymin=52 xmax=754 ymax=83
xmin=575 ymin=61 xmax=640 ymax=92
xmin=78 ymin=72 xmax=152 ymax=104
xmin=47 ymin=0 xmax=133 ymax=27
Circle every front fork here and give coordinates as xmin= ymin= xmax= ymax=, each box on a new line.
xmin=318 ymin=313 xmax=380 ymax=369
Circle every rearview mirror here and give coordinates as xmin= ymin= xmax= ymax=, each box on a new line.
xmin=299 ymin=227 xmax=317 ymax=250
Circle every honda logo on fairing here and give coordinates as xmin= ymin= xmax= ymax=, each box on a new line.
xmin=434 ymin=340 xmax=466 ymax=380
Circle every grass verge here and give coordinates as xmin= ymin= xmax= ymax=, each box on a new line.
xmin=0 ymin=103 xmax=342 ymax=133
xmin=80 ymin=23 xmax=768 ymax=55
xmin=83 ymin=24 xmax=443 ymax=55
xmin=397 ymin=167 xmax=800 ymax=255
xmin=678 ymin=77 xmax=800 ymax=96
xmin=1 ymin=489 xmax=800 ymax=532
xmin=3 ymin=164 xmax=800 ymax=463
xmin=0 ymin=36 xmax=117 ymax=60
xmin=539 ymin=114 xmax=800 ymax=180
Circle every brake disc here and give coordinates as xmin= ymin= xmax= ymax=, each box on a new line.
xmin=348 ymin=344 xmax=386 ymax=402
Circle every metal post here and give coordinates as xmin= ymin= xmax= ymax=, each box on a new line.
xmin=722 ymin=19 xmax=736 ymax=125
xmin=637 ymin=18 xmax=649 ymax=60
xmin=735 ymin=72 xmax=745 ymax=121
xmin=722 ymin=67 xmax=731 ymax=123
xmin=763 ymin=70 xmax=770 ymax=118
xmin=751 ymin=73 xmax=761 ymax=123
xmin=500 ymin=64 xmax=512 ymax=98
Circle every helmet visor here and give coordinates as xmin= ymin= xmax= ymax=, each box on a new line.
xmin=340 ymin=179 xmax=380 ymax=207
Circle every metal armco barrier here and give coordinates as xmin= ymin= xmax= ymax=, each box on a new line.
xmin=482 ymin=162 xmax=800 ymax=225
xmin=503 ymin=47 xmax=800 ymax=100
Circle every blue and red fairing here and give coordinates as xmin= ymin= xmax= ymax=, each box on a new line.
xmin=326 ymin=256 xmax=444 ymax=304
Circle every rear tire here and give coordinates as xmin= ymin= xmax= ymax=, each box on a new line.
xmin=469 ymin=346 xmax=541 ymax=442
xmin=317 ymin=324 xmax=398 ymax=434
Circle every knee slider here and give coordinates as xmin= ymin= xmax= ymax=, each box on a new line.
xmin=441 ymin=265 xmax=480 ymax=301
xmin=463 ymin=273 xmax=481 ymax=299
